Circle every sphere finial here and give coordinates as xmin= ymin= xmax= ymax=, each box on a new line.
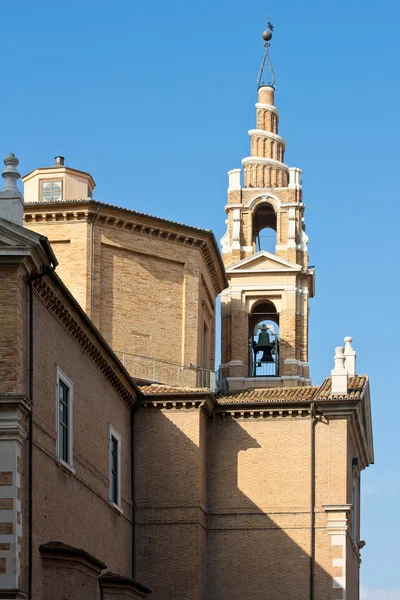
xmin=257 ymin=18 xmax=276 ymax=89
xmin=262 ymin=18 xmax=274 ymax=43
xmin=262 ymin=29 xmax=272 ymax=42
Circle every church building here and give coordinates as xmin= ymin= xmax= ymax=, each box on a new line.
xmin=0 ymin=24 xmax=373 ymax=600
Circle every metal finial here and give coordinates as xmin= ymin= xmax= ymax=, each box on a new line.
xmin=257 ymin=19 xmax=275 ymax=89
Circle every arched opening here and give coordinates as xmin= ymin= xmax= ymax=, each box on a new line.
xmin=249 ymin=300 xmax=280 ymax=377
xmin=252 ymin=203 xmax=277 ymax=254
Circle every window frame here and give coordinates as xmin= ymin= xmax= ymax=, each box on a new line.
xmin=108 ymin=425 xmax=122 ymax=511
xmin=55 ymin=366 xmax=74 ymax=472
xmin=40 ymin=179 xmax=63 ymax=202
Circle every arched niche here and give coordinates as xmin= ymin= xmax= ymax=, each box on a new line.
xmin=252 ymin=202 xmax=277 ymax=253
xmin=249 ymin=299 xmax=279 ymax=334
xmin=248 ymin=300 xmax=280 ymax=377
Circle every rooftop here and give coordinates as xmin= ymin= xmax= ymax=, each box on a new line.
xmin=139 ymin=376 xmax=368 ymax=405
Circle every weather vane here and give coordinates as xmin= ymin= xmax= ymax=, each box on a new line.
xmin=257 ymin=18 xmax=276 ymax=89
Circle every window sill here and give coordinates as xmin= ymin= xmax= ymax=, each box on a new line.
xmin=109 ymin=502 xmax=123 ymax=515
xmin=56 ymin=458 xmax=76 ymax=475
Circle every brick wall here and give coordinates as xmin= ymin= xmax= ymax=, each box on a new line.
xmin=29 ymin=292 xmax=135 ymax=598
xmin=135 ymin=405 xmax=207 ymax=600
xmin=25 ymin=208 xmax=220 ymax=375
xmin=0 ymin=268 xmax=26 ymax=395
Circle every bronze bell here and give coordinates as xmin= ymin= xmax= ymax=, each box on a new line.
xmin=254 ymin=325 xmax=275 ymax=363
xmin=258 ymin=346 xmax=274 ymax=363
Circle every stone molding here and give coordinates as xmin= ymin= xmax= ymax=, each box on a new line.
xmin=139 ymin=395 xmax=215 ymax=417
xmin=242 ymin=156 xmax=289 ymax=170
xmin=255 ymin=102 xmax=280 ymax=119
xmin=248 ymin=129 xmax=286 ymax=147
xmin=214 ymin=405 xmax=313 ymax=418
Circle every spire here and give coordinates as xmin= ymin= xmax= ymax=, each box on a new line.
xmin=257 ymin=19 xmax=275 ymax=89
xmin=0 ymin=153 xmax=24 ymax=226
xmin=242 ymin=20 xmax=289 ymax=189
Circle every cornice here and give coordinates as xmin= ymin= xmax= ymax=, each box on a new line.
xmin=214 ymin=403 xmax=313 ymax=418
xmin=248 ymin=129 xmax=286 ymax=148
xmin=139 ymin=395 xmax=215 ymax=416
xmin=33 ymin=278 xmax=137 ymax=407
xmin=255 ymin=103 xmax=280 ymax=119
xmin=242 ymin=156 xmax=289 ymax=170
xmin=0 ymin=394 xmax=30 ymax=444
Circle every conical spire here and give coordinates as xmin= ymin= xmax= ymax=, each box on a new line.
xmin=242 ymin=22 xmax=289 ymax=189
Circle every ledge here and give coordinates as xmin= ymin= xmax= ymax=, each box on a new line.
xmin=109 ymin=501 xmax=123 ymax=515
xmin=99 ymin=571 xmax=151 ymax=597
xmin=56 ymin=458 xmax=76 ymax=476
xmin=39 ymin=541 xmax=106 ymax=570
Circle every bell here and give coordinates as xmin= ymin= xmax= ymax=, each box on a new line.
xmin=259 ymin=346 xmax=274 ymax=363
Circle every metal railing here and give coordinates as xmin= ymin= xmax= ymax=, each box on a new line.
xmin=115 ymin=350 xmax=226 ymax=393
xmin=249 ymin=333 xmax=279 ymax=377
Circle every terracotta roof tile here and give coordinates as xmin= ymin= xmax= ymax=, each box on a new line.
xmin=139 ymin=377 xmax=368 ymax=404
xmin=217 ymin=386 xmax=318 ymax=404
xmin=139 ymin=383 xmax=210 ymax=395
xmin=316 ymin=376 xmax=367 ymax=400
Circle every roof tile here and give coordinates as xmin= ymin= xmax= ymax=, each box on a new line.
xmin=139 ymin=377 xmax=368 ymax=404
xmin=316 ymin=376 xmax=367 ymax=400
xmin=218 ymin=386 xmax=317 ymax=404
xmin=140 ymin=383 xmax=210 ymax=395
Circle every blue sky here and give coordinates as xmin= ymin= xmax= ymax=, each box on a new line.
xmin=3 ymin=0 xmax=400 ymax=595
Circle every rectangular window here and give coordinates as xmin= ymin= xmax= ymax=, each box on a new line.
xmin=59 ymin=381 xmax=69 ymax=462
xmin=56 ymin=367 xmax=74 ymax=469
xmin=41 ymin=180 xmax=63 ymax=202
xmin=108 ymin=426 xmax=122 ymax=509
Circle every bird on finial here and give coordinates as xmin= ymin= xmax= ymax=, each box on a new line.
xmin=257 ymin=17 xmax=276 ymax=89
xmin=262 ymin=17 xmax=274 ymax=43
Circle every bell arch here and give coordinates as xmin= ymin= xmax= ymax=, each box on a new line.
xmin=248 ymin=300 xmax=280 ymax=377
xmin=247 ymin=192 xmax=281 ymax=213
xmin=252 ymin=202 xmax=277 ymax=253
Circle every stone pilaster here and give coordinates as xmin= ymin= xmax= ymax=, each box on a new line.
xmin=0 ymin=397 xmax=29 ymax=597
xmin=323 ymin=505 xmax=352 ymax=600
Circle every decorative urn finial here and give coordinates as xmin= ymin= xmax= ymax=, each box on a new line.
xmin=1 ymin=153 xmax=21 ymax=193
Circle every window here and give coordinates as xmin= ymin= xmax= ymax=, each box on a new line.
xmin=56 ymin=367 xmax=74 ymax=469
xmin=41 ymin=180 xmax=63 ymax=202
xmin=108 ymin=426 xmax=121 ymax=509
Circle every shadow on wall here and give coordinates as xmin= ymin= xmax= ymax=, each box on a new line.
xmin=135 ymin=407 xmax=339 ymax=600
xmin=98 ymin=243 xmax=184 ymax=361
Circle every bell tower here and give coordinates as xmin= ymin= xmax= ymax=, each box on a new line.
xmin=220 ymin=22 xmax=315 ymax=390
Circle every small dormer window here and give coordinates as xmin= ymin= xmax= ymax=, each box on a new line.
xmin=88 ymin=187 xmax=92 ymax=198
xmin=41 ymin=180 xmax=62 ymax=202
